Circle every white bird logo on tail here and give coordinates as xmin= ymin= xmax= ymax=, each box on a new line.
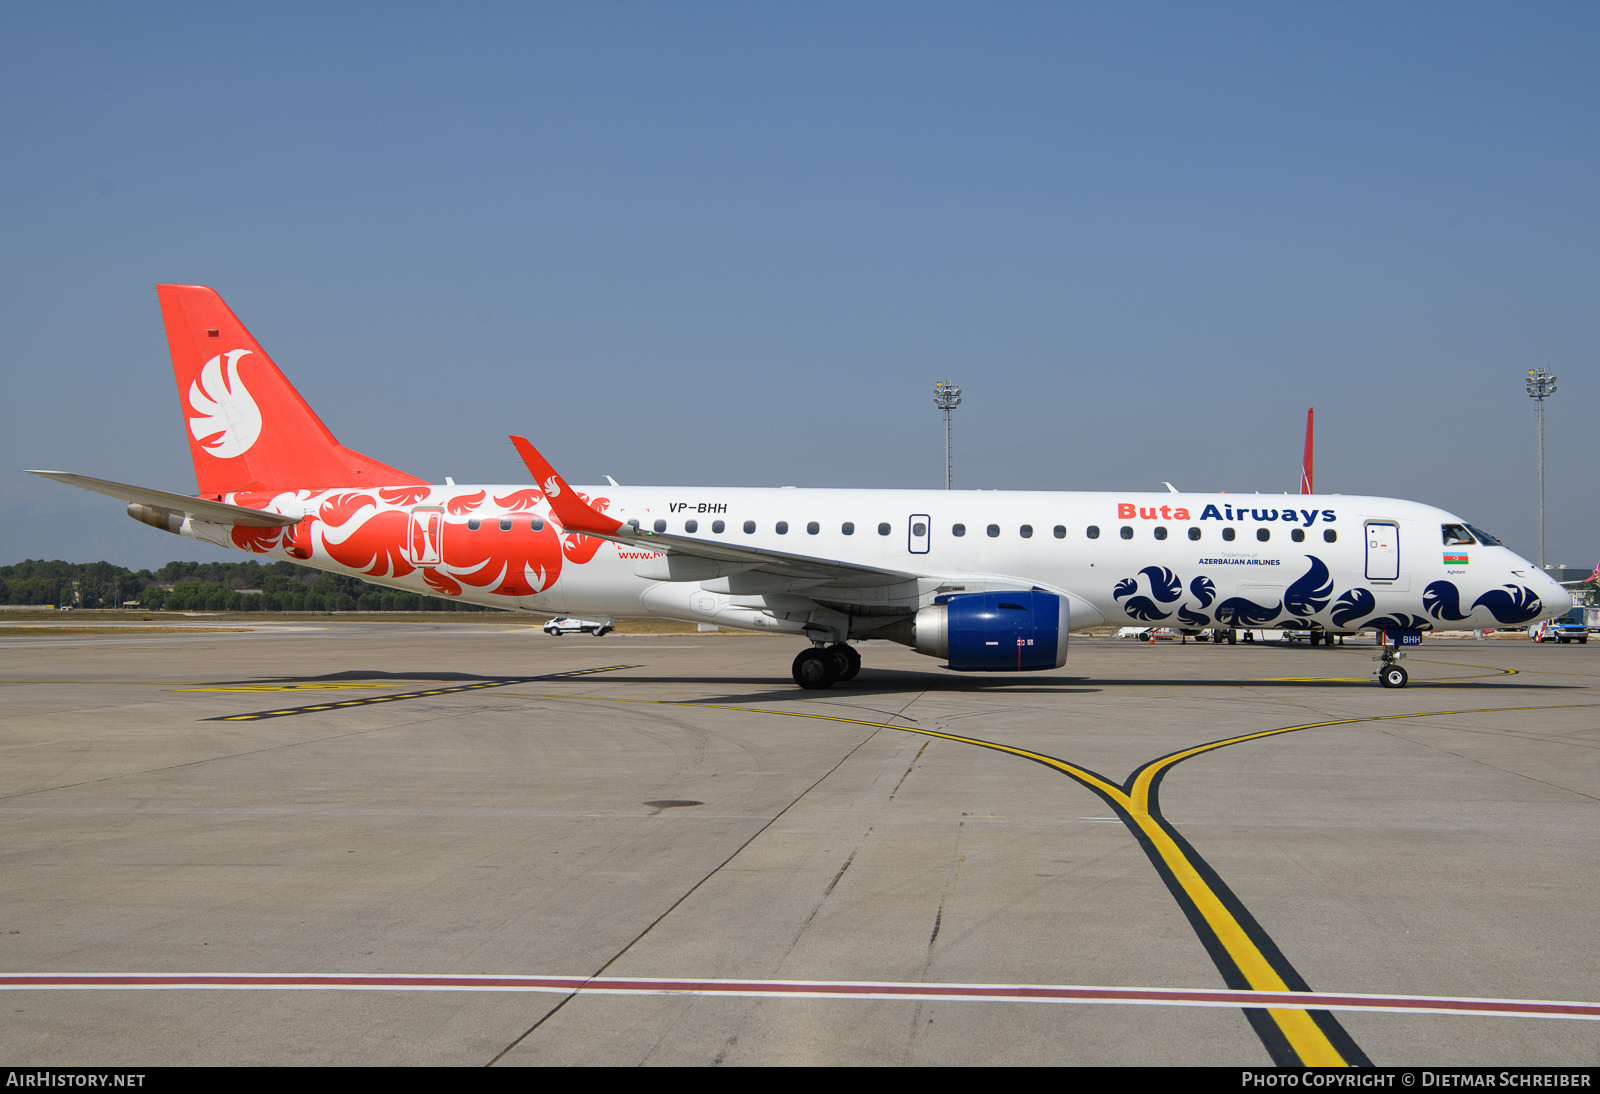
xmin=543 ymin=476 xmax=561 ymax=498
xmin=187 ymin=349 xmax=262 ymax=459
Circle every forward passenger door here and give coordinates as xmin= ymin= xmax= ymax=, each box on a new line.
xmin=1365 ymin=521 xmax=1400 ymax=581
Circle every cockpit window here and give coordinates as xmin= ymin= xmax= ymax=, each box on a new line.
xmin=1465 ymin=524 xmax=1503 ymax=547
xmin=1441 ymin=524 xmax=1476 ymax=546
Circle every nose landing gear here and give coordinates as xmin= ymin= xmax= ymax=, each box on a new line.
xmin=1375 ymin=634 xmax=1413 ymax=688
xmin=1378 ymin=662 xmax=1409 ymax=688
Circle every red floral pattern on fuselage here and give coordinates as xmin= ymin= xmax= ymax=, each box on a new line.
xmin=447 ymin=490 xmax=485 ymax=515
xmin=494 ymin=488 xmax=546 ymax=510
xmin=421 ymin=567 xmax=461 ymax=597
xmin=379 ymin=485 xmax=433 ymax=505
xmin=318 ymin=492 xmax=377 ymax=528
xmin=221 ymin=485 xmax=611 ymax=600
xmin=231 ymin=525 xmax=285 ymax=552
xmin=439 ymin=519 xmax=565 ymax=596
xmin=323 ymin=509 xmax=416 ymax=578
xmin=559 ymin=492 xmax=612 ymax=564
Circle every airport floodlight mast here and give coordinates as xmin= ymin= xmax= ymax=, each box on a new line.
xmin=1526 ymin=367 xmax=1557 ymax=570
xmin=934 ymin=381 xmax=962 ymax=489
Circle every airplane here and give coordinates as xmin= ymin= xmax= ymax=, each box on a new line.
xmin=29 ymin=286 xmax=1571 ymax=691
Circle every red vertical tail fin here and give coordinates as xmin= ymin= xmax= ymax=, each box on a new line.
xmin=1299 ymin=407 xmax=1314 ymax=494
xmin=157 ymin=285 xmax=424 ymax=497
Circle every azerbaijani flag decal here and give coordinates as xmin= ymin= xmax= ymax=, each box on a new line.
xmin=1444 ymin=553 xmax=1469 ymax=566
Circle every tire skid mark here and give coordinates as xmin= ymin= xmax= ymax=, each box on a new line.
xmin=205 ymin=665 xmax=639 ymax=721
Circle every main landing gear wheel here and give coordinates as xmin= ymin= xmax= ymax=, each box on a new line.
xmin=792 ymin=647 xmax=839 ymax=690
xmin=1379 ymin=663 xmax=1409 ymax=689
xmin=829 ymin=643 xmax=861 ymax=681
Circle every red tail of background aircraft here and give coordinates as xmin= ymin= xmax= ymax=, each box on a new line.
xmin=1300 ymin=407 xmax=1314 ymax=495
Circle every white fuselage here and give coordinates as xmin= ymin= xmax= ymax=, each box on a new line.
xmin=195 ymin=484 xmax=1569 ymax=638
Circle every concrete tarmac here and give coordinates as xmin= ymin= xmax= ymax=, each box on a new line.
xmin=1 ymin=623 xmax=1597 ymax=1066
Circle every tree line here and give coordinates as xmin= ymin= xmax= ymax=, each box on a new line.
xmin=0 ymin=559 xmax=489 ymax=612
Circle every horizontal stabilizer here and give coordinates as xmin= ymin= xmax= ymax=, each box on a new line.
xmin=25 ymin=471 xmax=301 ymax=527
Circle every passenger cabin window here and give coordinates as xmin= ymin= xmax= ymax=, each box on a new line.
xmin=1120 ymin=526 xmax=1133 ymax=540
xmin=952 ymin=524 xmax=966 ymax=537
xmin=627 ymin=520 xmax=640 ymax=530
xmin=842 ymin=522 xmax=854 ymax=535
xmin=743 ymin=521 xmax=756 ymax=534
xmin=1086 ymin=526 xmax=1100 ymax=539
xmin=912 ymin=522 xmax=927 ymax=537
xmin=1442 ymin=524 xmax=1476 ymax=546
xmin=1053 ymin=525 xmax=1066 ymax=539
xmin=1222 ymin=527 xmax=1236 ymax=541
xmin=1153 ymin=526 xmax=1167 ymax=540
xmin=467 ymin=518 xmax=481 ymax=531
xmin=986 ymin=524 xmax=1000 ymax=538
xmin=776 ymin=521 xmax=789 ymax=534
xmin=807 ymin=521 xmax=820 ymax=535
xmin=531 ymin=518 xmax=545 ymax=531
xmin=499 ymin=518 xmax=513 ymax=531
xmin=1256 ymin=528 xmax=1270 ymax=542
xmin=1187 ymin=527 xmax=1200 ymax=541
xmin=878 ymin=522 xmax=891 ymax=535
xmin=712 ymin=520 xmax=725 ymax=534
xmin=653 ymin=519 xmax=666 ymax=533
xmin=1323 ymin=529 xmax=1337 ymax=543
xmin=685 ymin=519 xmax=698 ymax=533
xmin=1291 ymin=528 xmax=1305 ymax=542
xmin=1020 ymin=525 xmax=1033 ymax=538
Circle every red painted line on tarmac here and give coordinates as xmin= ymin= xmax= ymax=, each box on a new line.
xmin=2 ymin=973 xmax=1597 ymax=1020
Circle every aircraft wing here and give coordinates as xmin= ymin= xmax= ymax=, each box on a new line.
xmin=25 ymin=471 xmax=302 ymax=528
xmin=510 ymin=436 xmax=930 ymax=596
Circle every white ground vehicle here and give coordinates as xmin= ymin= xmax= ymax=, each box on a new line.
xmin=543 ymin=616 xmax=614 ymax=637
xmin=1530 ymin=612 xmax=1589 ymax=644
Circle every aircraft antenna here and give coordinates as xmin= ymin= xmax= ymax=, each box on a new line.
xmin=1527 ymin=368 xmax=1558 ymax=570
xmin=934 ymin=381 xmax=962 ymax=490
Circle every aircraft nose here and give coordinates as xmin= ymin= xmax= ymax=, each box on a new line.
xmin=1532 ymin=570 xmax=1572 ymax=615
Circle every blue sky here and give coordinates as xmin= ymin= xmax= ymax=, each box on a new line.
xmin=3 ymin=2 xmax=1595 ymax=571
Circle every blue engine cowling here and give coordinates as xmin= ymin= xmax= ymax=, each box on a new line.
xmin=912 ymin=591 xmax=1069 ymax=671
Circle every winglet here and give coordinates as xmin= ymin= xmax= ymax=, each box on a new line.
xmin=509 ymin=435 xmax=625 ymax=536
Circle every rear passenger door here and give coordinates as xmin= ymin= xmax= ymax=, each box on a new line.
xmin=409 ymin=507 xmax=444 ymax=566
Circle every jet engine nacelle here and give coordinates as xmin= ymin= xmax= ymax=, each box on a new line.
xmin=910 ymin=591 xmax=1069 ymax=671
xmin=126 ymin=502 xmax=183 ymax=535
